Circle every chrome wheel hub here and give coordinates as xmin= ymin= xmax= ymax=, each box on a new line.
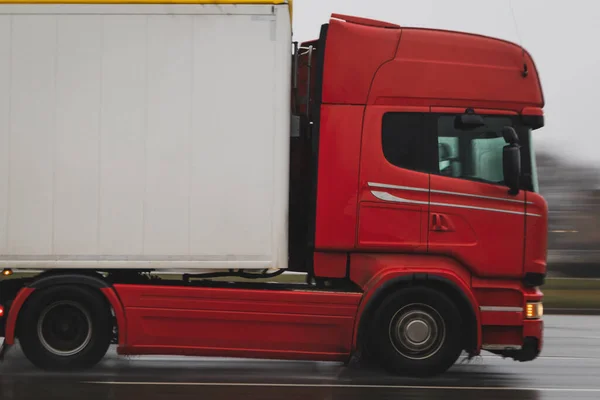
xmin=389 ymin=303 xmax=446 ymax=360
xmin=405 ymin=319 xmax=430 ymax=344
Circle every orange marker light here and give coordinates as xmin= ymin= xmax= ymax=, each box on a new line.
xmin=526 ymin=302 xmax=543 ymax=319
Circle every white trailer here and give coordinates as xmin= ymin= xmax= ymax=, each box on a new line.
xmin=0 ymin=1 xmax=292 ymax=271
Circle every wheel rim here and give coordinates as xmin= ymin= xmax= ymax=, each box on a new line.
xmin=37 ymin=300 xmax=93 ymax=357
xmin=388 ymin=303 xmax=446 ymax=360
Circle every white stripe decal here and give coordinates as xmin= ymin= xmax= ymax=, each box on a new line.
xmin=368 ymin=182 xmax=429 ymax=193
xmin=370 ymin=191 xmax=531 ymax=217
xmin=480 ymin=306 xmax=524 ymax=312
xmin=368 ymin=182 xmax=534 ymax=204
xmin=527 ymin=212 xmax=543 ymax=217
xmin=370 ymin=191 xmax=428 ymax=206
xmin=429 ymin=201 xmax=523 ymax=216
xmin=368 ymin=183 xmax=542 ymax=217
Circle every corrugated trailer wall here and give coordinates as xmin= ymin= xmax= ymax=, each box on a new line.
xmin=0 ymin=2 xmax=292 ymax=271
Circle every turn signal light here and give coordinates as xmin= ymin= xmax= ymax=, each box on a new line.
xmin=1 ymin=269 xmax=12 ymax=276
xmin=526 ymin=302 xmax=543 ymax=319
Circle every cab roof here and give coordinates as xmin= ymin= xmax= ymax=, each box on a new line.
xmin=322 ymin=14 xmax=545 ymax=110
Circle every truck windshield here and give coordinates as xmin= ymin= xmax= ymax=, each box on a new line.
xmin=436 ymin=115 xmax=537 ymax=192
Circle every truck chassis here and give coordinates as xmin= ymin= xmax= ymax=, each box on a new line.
xmin=0 ymin=266 xmax=543 ymax=377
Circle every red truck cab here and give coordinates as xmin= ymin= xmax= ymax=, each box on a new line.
xmin=290 ymin=13 xmax=546 ymax=370
xmin=1 ymin=13 xmax=546 ymax=377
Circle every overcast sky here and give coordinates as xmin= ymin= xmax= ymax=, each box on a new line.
xmin=292 ymin=0 xmax=599 ymax=166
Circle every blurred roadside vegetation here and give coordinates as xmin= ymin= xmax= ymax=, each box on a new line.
xmin=543 ymin=278 xmax=600 ymax=309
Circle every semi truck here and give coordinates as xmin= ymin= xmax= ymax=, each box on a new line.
xmin=0 ymin=0 xmax=547 ymax=377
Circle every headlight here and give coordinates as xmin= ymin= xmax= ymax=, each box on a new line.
xmin=526 ymin=302 xmax=543 ymax=319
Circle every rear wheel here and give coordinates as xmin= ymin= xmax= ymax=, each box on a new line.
xmin=18 ymin=285 xmax=113 ymax=370
xmin=368 ymin=286 xmax=463 ymax=377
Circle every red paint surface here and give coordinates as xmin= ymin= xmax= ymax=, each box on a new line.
xmin=314 ymin=105 xmax=364 ymax=250
xmin=472 ymin=278 xmax=543 ymax=303
xmin=524 ymin=319 xmax=544 ymax=351
xmin=316 ymin=15 xmax=545 ymax=281
xmin=113 ymin=284 xmax=361 ymax=361
xmin=473 ymin=287 xmax=523 ymax=308
xmin=525 ymin=192 xmax=549 ymax=275
xmin=472 ymin=276 xmax=530 ymax=292
xmin=321 ymin=18 xmax=401 ymax=105
xmin=358 ymin=106 xmax=430 ymax=253
xmin=429 ymin=174 xmax=526 ymax=278
xmin=349 ymin=253 xmax=474 ymax=301
xmin=479 ymin=310 xmax=524 ymax=326
xmin=313 ymin=252 xmax=347 ymax=278
xmin=368 ymin=28 xmax=544 ymax=108
xmin=357 ymin=203 xmax=423 ymax=250
xmin=523 ymin=286 xmax=544 ymax=303
xmin=482 ymin=326 xmax=523 ymax=346
xmin=117 ymin=345 xmax=349 ymax=362
xmin=482 ymin=319 xmax=543 ymax=351
xmin=4 ymin=287 xmax=34 ymax=345
xmin=476 ymin=282 xmax=543 ymax=347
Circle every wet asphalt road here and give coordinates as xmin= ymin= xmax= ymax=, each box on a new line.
xmin=1 ymin=315 xmax=600 ymax=400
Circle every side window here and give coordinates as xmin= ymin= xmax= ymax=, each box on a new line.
xmin=381 ymin=112 xmax=520 ymax=186
xmin=381 ymin=112 xmax=431 ymax=172
xmin=435 ymin=115 xmax=512 ymax=185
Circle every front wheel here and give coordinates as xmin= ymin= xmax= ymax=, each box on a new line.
xmin=18 ymin=285 xmax=113 ymax=371
xmin=368 ymin=286 xmax=463 ymax=377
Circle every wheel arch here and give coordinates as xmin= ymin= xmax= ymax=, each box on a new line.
xmin=354 ymin=272 xmax=480 ymax=356
xmin=5 ymin=271 xmax=126 ymax=346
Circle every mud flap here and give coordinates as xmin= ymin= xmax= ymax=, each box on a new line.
xmin=499 ymin=337 xmax=540 ymax=362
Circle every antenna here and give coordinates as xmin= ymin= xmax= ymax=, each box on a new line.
xmin=508 ymin=0 xmax=528 ymax=77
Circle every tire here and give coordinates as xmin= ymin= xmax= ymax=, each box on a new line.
xmin=18 ymin=285 xmax=113 ymax=371
xmin=368 ymin=286 xmax=463 ymax=377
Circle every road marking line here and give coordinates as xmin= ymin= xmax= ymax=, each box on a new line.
xmin=84 ymin=381 xmax=600 ymax=392
xmin=111 ymin=354 xmax=600 ymax=363
xmin=479 ymin=355 xmax=599 ymax=361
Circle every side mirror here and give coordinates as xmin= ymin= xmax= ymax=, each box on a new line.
xmin=503 ymin=144 xmax=521 ymax=195
xmin=502 ymin=126 xmax=520 ymax=145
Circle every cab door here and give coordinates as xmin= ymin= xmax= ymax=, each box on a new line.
xmin=357 ymin=107 xmax=434 ymax=252
xmin=427 ymin=108 xmax=526 ymax=278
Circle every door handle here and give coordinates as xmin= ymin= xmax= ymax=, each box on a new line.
xmin=431 ymin=213 xmax=450 ymax=232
